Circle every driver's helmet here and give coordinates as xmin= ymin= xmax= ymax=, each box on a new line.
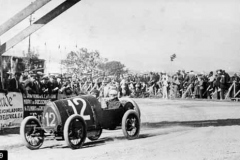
xmin=108 ymin=89 xmax=118 ymax=100
xmin=90 ymin=89 xmax=100 ymax=98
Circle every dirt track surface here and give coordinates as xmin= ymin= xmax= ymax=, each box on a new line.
xmin=7 ymin=99 xmax=240 ymax=160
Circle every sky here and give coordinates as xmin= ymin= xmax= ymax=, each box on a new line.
xmin=0 ymin=0 xmax=240 ymax=73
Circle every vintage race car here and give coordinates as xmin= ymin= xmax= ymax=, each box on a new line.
xmin=20 ymin=95 xmax=141 ymax=149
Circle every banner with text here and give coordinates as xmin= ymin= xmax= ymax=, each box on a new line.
xmin=0 ymin=92 xmax=24 ymax=129
xmin=23 ymin=94 xmax=58 ymax=122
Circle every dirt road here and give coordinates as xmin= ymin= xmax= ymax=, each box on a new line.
xmin=7 ymin=99 xmax=240 ymax=160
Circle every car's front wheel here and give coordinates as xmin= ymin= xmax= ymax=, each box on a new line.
xmin=64 ymin=114 xmax=87 ymax=149
xmin=122 ymin=110 xmax=140 ymax=140
xmin=20 ymin=116 xmax=44 ymax=150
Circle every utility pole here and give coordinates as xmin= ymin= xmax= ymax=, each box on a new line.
xmin=28 ymin=14 xmax=34 ymax=54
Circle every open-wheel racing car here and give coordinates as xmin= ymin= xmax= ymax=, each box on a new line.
xmin=20 ymin=95 xmax=141 ymax=149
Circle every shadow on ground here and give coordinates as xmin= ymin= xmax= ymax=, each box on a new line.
xmin=141 ymin=119 xmax=240 ymax=128
xmin=30 ymin=119 xmax=240 ymax=149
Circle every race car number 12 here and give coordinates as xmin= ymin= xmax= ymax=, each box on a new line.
xmin=67 ymin=98 xmax=91 ymax=120
xmin=44 ymin=112 xmax=56 ymax=127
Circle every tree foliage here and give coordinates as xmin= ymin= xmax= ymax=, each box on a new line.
xmin=61 ymin=48 xmax=128 ymax=77
xmin=61 ymin=48 xmax=105 ymax=76
xmin=103 ymin=61 xmax=127 ymax=76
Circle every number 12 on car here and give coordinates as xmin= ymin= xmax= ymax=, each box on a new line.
xmin=67 ymin=98 xmax=91 ymax=120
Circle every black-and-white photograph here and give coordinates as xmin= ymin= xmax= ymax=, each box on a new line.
xmin=0 ymin=0 xmax=240 ymax=159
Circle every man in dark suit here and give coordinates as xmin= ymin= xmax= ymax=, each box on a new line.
xmin=25 ymin=74 xmax=40 ymax=94
xmin=8 ymin=72 xmax=23 ymax=92
xmin=48 ymin=75 xmax=59 ymax=94
xmin=40 ymin=75 xmax=49 ymax=94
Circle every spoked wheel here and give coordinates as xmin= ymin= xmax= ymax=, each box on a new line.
xmin=64 ymin=114 xmax=87 ymax=149
xmin=20 ymin=116 xmax=44 ymax=150
xmin=88 ymin=129 xmax=102 ymax=141
xmin=122 ymin=110 xmax=140 ymax=140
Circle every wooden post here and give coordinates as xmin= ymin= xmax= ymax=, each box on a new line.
xmin=225 ymin=82 xmax=234 ymax=99
xmin=181 ymin=84 xmax=192 ymax=98
xmin=234 ymin=82 xmax=236 ymax=96
xmin=234 ymin=90 xmax=240 ymax=98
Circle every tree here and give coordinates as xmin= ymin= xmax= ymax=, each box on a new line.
xmin=61 ymin=48 xmax=128 ymax=78
xmin=61 ymin=48 xmax=104 ymax=76
xmin=104 ymin=61 xmax=127 ymax=76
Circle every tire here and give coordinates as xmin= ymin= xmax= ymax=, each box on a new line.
xmin=20 ymin=116 xmax=44 ymax=150
xmin=88 ymin=129 xmax=102 ymax=141
xmin=64 ymin=114 xmax=87 ymax=149
xmin=122 ymin=110 xmax=140 ymax=140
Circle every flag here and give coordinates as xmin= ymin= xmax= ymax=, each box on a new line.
xmin=170 ymin=53 xmax=177 ymax=61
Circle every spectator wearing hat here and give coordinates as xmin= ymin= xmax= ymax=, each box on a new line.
xmin=214 ymin=70 xmax=222 ymax=99
xmin=3 ymin=71 xmax=12 ymax=89
xmin=162 ymin=76 xmax=168 ymax=99
xmin=169 ymin=74 xmax=180 ymax=98
xmin=48 ymin=75 xmax=59 ymax=94
xmin=177 ymin=70 xmax=185 ymax=96
xmin=71 ymin=79 xmax=80 ymax=95
xmin=182 ymin=71 xmax=195 ymax=98
xmin=193 ymin=76 xmax=200 ymax=98
xmin=56 ymin=75 xmax=63 ymax=89
xmin=206 ymin=71 xmax=215 ymax=99
xmin=33 ymin=74 xmax=41 ymax=94
xmin=8 ymin=72 xmax=24 ymax=92
xmin=40 ymin=75 xmax=49 ymax=94
xmin=24 ymin=74 xmax=39 ymax=94
xmin=219 ymin=70 xmax=227 ymax=100
xmin=60 ymin=79 xmax=72 ymax=96
xmin=99 ymin=78 xmax=110 ymax=98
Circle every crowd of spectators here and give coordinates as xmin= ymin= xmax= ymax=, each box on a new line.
xmin=2 ymin=69 xmax=240 ymax=100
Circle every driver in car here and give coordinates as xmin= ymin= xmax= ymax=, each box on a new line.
xmin=106 ymin=89 xmax=122 ymax=109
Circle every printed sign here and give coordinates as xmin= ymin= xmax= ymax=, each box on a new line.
xmin=23 ymin=94 xmax=58 ymax=122
xmin=0 ymin=92 xmax=24 ymax=129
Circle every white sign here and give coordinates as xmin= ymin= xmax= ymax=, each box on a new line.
xmin=0 ymin=92 xmax=24 ymax=129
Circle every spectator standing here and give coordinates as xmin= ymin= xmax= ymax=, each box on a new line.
xmin=48 ymin=75 xmax=59 ymax=94
xmin=206 ymin=71 xmax=215 ymax=99
xmin=8 ymin=72 xmax=23 ymax=92
xmin=162 ymin=77 xmax=168 ymax=99
xmin=182 ymin=71 xmax=195 ymax=98
xmin=199 ymin=76 xmax=204 ymax=98
xmin=169 ymin=74 xmax=180 ymax=98
xmin=40 ymin=75 xmax=49 ymax=94
xmin=219 ymin=70 xmax=227 ymax=100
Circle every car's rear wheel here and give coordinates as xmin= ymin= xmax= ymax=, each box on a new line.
xmin=122 ymin=110 xmax=140 ymax=140
xmin=20 ymin=116 xmax=44 ymax=150
xmin=64 ymin=114 xmax=87 ymax=149
xmin=88 ymin=129 xmax=102 ymax=141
